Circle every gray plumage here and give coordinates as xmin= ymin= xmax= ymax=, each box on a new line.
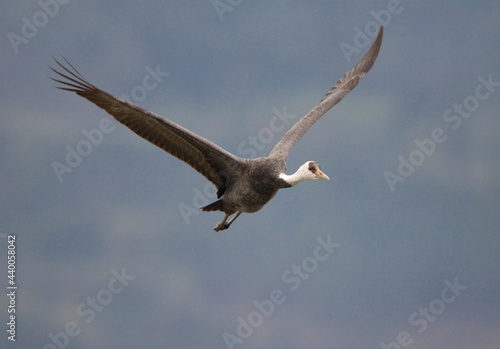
xmin=50 ymin=26 xmax=383 ymax=231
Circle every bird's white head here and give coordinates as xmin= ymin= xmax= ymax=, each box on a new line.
xmin=280 ymin=161 xmax=330 ymax=186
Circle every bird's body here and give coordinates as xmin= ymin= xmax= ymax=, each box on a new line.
xmin=204 ymin=157 xmax=289 ymax=213
xmin=51 ymin=27 xmax=383 ymax=231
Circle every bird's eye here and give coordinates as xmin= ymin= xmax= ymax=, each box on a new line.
xmin=308 ymin=162 xmax=317 ymax=173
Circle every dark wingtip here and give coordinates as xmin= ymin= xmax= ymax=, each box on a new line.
xmin=374 ymin=26 xmax=383 ymax=51
xmin=49 ymin=56 xmax=93 ymax=93
xmin=364 ymin=26 xmax=383 ymax=66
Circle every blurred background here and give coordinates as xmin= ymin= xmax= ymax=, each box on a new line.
xmin=1 ymin=1 xmax=499 ymax=348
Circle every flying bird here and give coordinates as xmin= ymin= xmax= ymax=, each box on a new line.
xmin=50 ymin=26 xmax=383 ymax=231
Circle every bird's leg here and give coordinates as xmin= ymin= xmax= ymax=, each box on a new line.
xmin=213 ymin=213 xmax=230 ymax=232
xmin=213 ymin=211 xmax=242 ymax=231
xmin=225 ymin=211 xmax=242 ymax=228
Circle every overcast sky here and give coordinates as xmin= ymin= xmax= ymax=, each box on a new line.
xmin=1 ymin=1 xmax=500 ymax=348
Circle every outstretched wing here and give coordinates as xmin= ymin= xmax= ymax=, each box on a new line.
xmin=50 ymin=58 xmax=244 ymax=195
xmin=268 ymin=26 xmax=383 ymax=160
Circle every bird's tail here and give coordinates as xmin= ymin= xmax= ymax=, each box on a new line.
xmin=201 ymin=199 xmax=224 ymax=212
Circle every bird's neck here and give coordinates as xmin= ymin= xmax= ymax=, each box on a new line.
xmin=279 ymin=170 xmax=308 ymax=187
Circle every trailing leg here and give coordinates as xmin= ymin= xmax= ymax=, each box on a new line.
xmin=213 ymin=211 xmax=242 ymax=231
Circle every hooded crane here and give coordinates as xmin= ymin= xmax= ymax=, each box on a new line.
xmin=51 ymin=27 xmax=383 ymax=231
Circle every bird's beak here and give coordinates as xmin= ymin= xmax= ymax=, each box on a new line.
xmin=317 ymin=170 xmax=330 ymax=180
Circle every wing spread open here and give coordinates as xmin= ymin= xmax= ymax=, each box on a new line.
xmin=50 ymin=58 xmax=244 ymax=193
xmin=268 ymin=26 xmax=383 ymax=160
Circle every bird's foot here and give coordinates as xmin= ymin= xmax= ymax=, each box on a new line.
xmin=213 ymin=221 xmax=230 ymax=232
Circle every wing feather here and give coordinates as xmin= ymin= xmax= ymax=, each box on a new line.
xmin=268 ymin=26 xmax=383 ymax=160
xmin=50 ymin=58 xmax=243 ymax=192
